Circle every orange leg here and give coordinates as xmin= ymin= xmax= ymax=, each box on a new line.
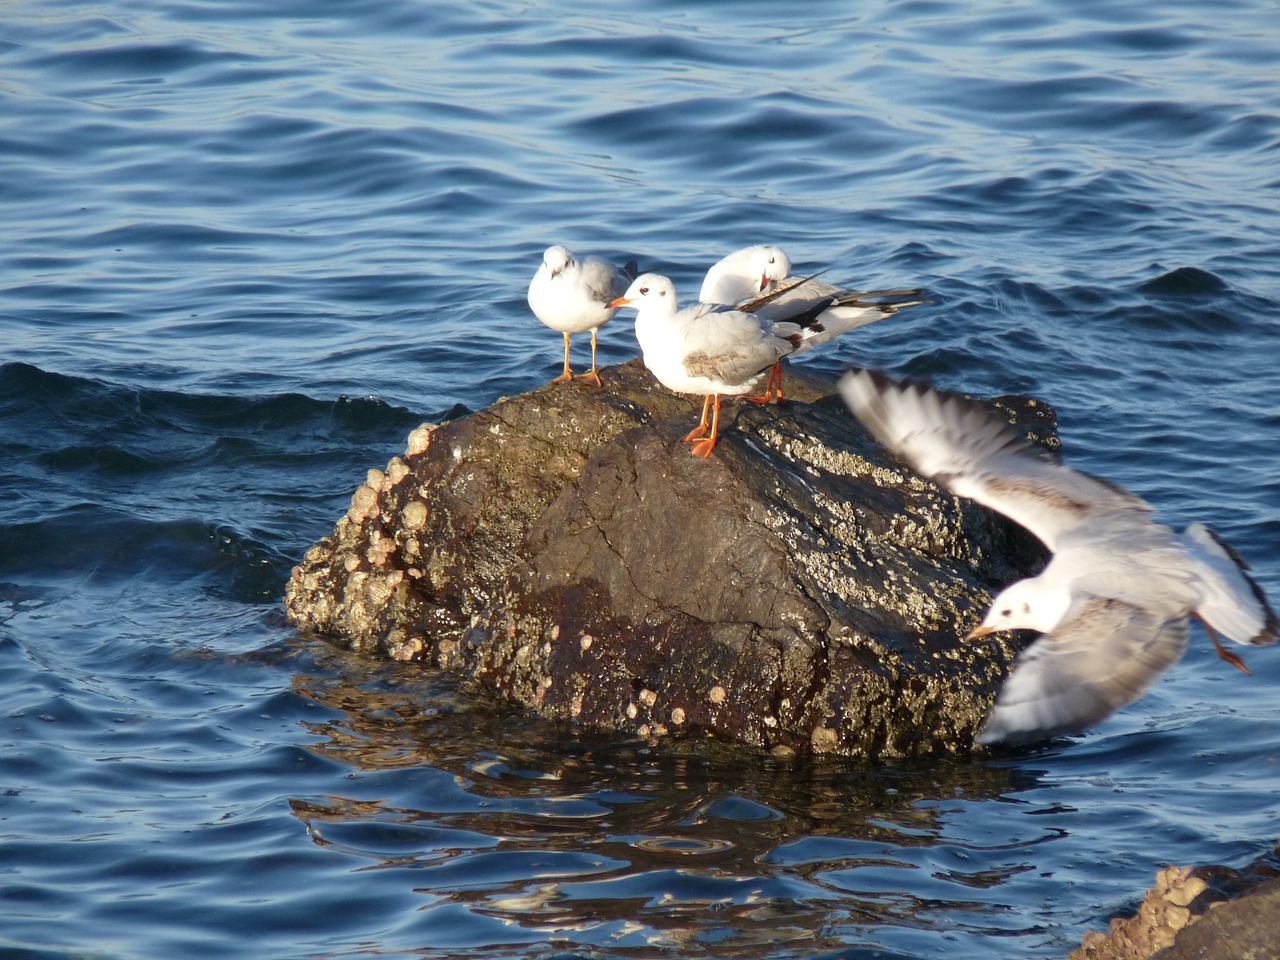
xmin=574 ymin=328 xmax=603 ymax=388
xmin=550 ymin=332 xmax=574 ymax=383
xmin=743 ymin=363 xmax=783 ymax=405
xmin=690 ymin=395 xmax=722 ymax=458
xmin=1194 ymin=613 xmax=1251 ymax=675
xmin=684 ymin=395 xmax=712 ymax=442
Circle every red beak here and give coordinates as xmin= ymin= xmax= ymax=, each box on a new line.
xmin=607 ymin=296 xmax=631 ymax=308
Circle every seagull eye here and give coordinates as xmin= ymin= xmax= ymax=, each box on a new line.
xmin=639 ymin=286 xmax=649 ymax=295
xmin=768 ymin=256 xmax=776 ymax=264
xmin=1000 ymin=609 xmax=1012 ymax=618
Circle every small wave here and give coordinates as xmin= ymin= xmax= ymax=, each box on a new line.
xmin=0 ymin=505 xmax=288 ymax=598
xmin=0 ymin=362 xmax=431 ymax=600
xmin=0 ymin=361 xmax=421 ymax=440
xmin=1137 ymin=265 xmax=1229 ymax=297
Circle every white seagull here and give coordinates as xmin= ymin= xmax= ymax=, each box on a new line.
xmin=839 ymin=368 xmax=1277 ymax=747
xmin=701 ymin=245 xmax=926 ymax=403
xmin=527 ymin=244 xmax=634 ymax=388
xmin=699 ymin=244 xmax=795 ymax=304
xmin=609 ymin=273 xmax=820 ymax=458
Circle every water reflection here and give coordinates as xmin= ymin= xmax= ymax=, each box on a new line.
xmin=286 ymin=643 xmax=1057 ymax=955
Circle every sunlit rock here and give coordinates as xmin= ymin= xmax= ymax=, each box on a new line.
xmin=285 ymin=359 xmax=1054 ymax=759
xmin=1070 ymin=854 xmax=1280 ymax=960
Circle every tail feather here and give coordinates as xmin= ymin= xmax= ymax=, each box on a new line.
xmin=1183 ymin=523 xmax=1278 ymax=647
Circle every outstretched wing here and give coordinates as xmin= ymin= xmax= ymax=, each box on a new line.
xmin=839 ymin=369 xmax=1153 ymax=552
xmin=978 ymin=598 xmax=1189 ymax=746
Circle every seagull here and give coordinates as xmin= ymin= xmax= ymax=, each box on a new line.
xmin=839 ymin=368 xmax=1278 ymax=747
xmin=699 ymin=244 xmax=794 ymax=305
xmin=527 ymin=245 xmax=635 ymax=388
xmin=608 ymin=273 xmax=820 ymax=458
xmin=701 ymin=245 xmax=926 ymax=404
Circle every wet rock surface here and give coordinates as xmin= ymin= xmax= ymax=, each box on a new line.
xmin=1069 ymin=848 xmax=1280 ymax=960
xmin=284 ymin=359 xmax=1056 ymax=759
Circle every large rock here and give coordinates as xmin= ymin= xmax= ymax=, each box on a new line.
xmin=284 ymin=359 xmax=1055 ymax=759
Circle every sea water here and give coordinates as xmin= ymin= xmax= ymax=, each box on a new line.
xmin=3 ymin=2 xmax=1279 ymax=957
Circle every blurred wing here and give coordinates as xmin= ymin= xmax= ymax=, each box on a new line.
xmin=839 ymin=369 xmax=1153 ymax=551
xmin=977 ymin=599 xmax=1189 ymax=746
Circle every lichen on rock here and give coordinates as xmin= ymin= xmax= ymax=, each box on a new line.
xmin=285 ymin=359 xmax=1054 ymax=759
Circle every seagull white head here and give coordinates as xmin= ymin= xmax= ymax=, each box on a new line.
xmin=608 ymin=273 xmax=677 ymax=310
xmin=542 ymin=244 xmax=574 ymax=279
xmin=699 ymin=244 xmax=794 ymax=304
xmin=966 ymin=578 xmax=1071 ymax=640
xmin=750 ymin=245 xmax=792 ymax=291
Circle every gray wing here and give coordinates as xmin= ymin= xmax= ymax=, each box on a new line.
xmin=742 ymin=275 xmax=925 ymax=340
xmin=580 ymin=256 xmax=627 ymax=304
xmin=680 ymin=307 xmax=799 ymax=387
xmin=800 ymin=288 xmax=926 ymax=343
xmin=839 ymin=369 xmax=1153 ymax=552
xmin=977 ymin=598 xmax=1189 ymax=746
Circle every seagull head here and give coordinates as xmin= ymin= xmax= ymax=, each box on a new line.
xmin=542 ymin=244 xmax=574 ymax=280
xmin=966 ymin=577 xmax=1068 ymax=641
xmin=608 ymin=273 xmax=677 ymax=311
xmin=751 ymin=244 xmax=792 ymax=292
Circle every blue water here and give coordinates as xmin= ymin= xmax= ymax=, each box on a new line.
xmin=3 ymin=1 xmax=1279 ymax=957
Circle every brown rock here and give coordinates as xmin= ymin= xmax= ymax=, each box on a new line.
xmin=284 ymin=359 xmax=1054 ymax=758
xmin=1071 ymin=846 xmax=1280 ymax=960
xmin=1070 ymin=867 xmax=1207 ymax=960
xmin=1153 ymin=878 xmax=1280 ymax=959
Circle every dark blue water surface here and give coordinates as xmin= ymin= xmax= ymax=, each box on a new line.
xmin=3 ymin=1 xmax=1279 ymax=957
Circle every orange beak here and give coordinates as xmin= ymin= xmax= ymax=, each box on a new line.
xmin=964 ymin=624 xmax=998 ymax=642
xmin=607 ymin=296 xmax=631 ymax=308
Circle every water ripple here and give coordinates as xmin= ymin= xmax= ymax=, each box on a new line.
xmin=3 ymin=0 xmax=1280 ymax=957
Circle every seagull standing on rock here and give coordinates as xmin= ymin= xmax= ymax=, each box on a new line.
xmin=840 ymin=368 xmax=1277 ymax=747
xmin=527 ymin=244 xmax=634 ymax=388
xmin=609 ymin=273 xmax=822 ymax=458
xmin=701 ymin=245 xmax=926 ymax=404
